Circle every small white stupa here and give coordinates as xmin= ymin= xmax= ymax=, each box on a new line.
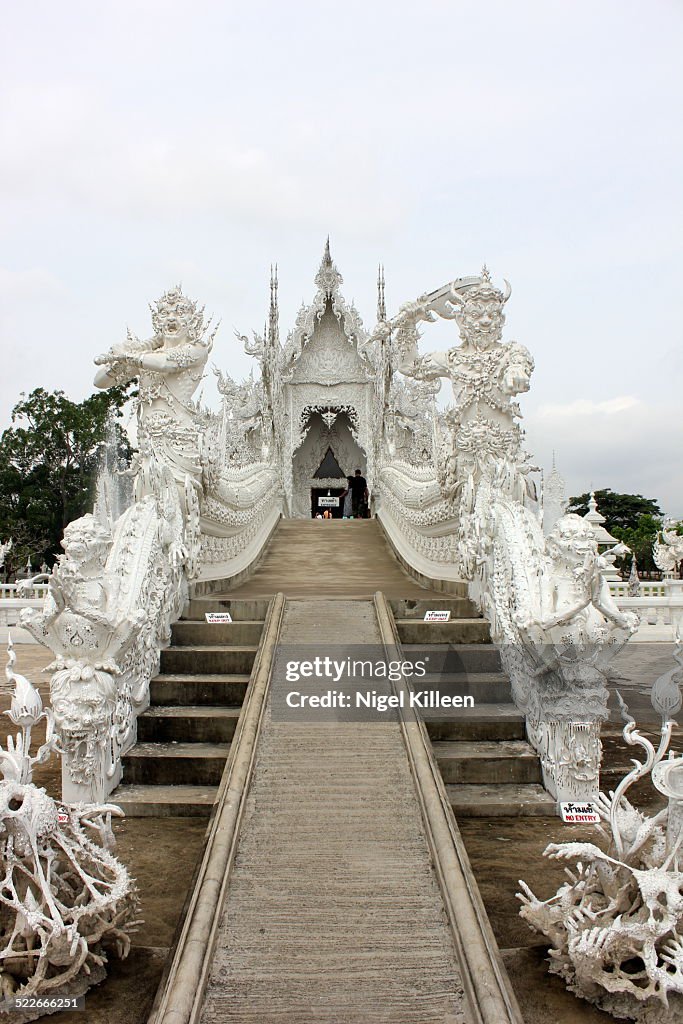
xmin=583 ymin=492 xmax=622 ymax=581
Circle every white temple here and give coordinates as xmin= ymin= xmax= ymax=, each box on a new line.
xmin=16 ymin=242 xmax=683 ymax=1024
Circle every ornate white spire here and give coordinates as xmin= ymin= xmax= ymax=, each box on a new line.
xmin=268 ymin=263 xmax=279 ymax=347
xmin=542 ymin=451 xmax=567 ymax=536
xmin=314 ymin=237 xmax=343 ymax=299
xmin=377 ymin=264 xmax=386 ymax=322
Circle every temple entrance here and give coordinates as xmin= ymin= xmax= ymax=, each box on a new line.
xmin=290 ymin=410 xmax=367 ymax=518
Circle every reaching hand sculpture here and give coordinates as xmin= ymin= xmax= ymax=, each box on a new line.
xmin=518 ymin=641 xmax=683 ymax=1022
xmin=0 ymin=642 xmax=138 ymax=1008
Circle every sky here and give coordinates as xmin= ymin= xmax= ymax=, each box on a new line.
xmin=1 ymin=0 xmax=682 ymax=514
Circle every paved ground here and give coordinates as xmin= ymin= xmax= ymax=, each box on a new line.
xmin=225 ymin=520 xmax=448 ymax=599
xmin=200 ymin=600 xmax=467 ymax=1024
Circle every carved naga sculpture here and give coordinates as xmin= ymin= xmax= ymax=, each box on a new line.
xmin=20 ymin=515 xmax=147 ymax=801
xmin=473 ymin=466 xmax=638 ymax=802
xmin=21 ymin=462 xmax=198 ymax=804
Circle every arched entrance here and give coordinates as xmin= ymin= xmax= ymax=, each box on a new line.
xmin=290 ymin=410 xmax=366 ymax=518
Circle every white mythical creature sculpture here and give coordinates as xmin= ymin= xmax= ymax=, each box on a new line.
xmin=476 ymin=476 xmax=638 ymax=802
xmin=213 ymin=367 xmax=265 ymax=463
xmin=20 ymin=473 xmax=196 ymax=803
xmin=396 ymin=268 xmax=536 ymax=549
xmin=20 ymin=515 xmax=146 ymax=801
xmin=94 ymin=286 xmax=217 ymax=498
xmin=518 ymin=640 xmax=683 ymax=1023
xmin=0 ymin=640 xmax=138 ymax=1014
xmin=654 ymin=521 xmax=683 ymax=577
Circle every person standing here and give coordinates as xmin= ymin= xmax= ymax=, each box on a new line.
xmin=349 ymin=469 xmax=368 ymax=518
xmin=341 ymin=477 xmax=354 ymax=518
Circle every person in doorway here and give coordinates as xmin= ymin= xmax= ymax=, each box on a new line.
xmin=341 ymin=477 xmax=354 ymax=518
xmin=349 ymin=469 xmax=368 ymax=518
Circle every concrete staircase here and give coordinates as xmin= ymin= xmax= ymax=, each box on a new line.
xmin=391 ymin=598 xmax=555 ymax=817
xmin=112 ymin=598 xmax=268 ymax=816
xmin=114 ymin=519 xmax=552 ymax=817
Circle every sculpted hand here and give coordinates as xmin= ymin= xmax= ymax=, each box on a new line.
xmin=502 ymin=366 xmax=530 ymax=395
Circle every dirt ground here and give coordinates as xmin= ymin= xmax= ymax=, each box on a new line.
xmin=0 ymin=645 xmax=208 ymax=1024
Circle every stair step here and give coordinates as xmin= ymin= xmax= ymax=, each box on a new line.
xmin=396 ymin=619 xmax=491 ymax=644
xmin=425 ymin=705 xmax=524 ymax=741
xmin=150 ymin=674 xmax=249 ymax=706
xmin=389 ymin=598 xmax=477 ymax=619
xmin=415 ymin=672 xmax=511 ymax=703
xmin=122 ymin=742 xmax=230 ymax=786
xmin=447 ymin=783 xmax=556 ymax=817
xmin=401 ymin=644 xmax=502 ymax=673
xmin=434 ymin=740 xmax=541 ymax=784
xmin=112 ymin=783 xmax=217 ymax=817
xmin=138 ymin=706 xmax=241 ymax=743
xmin=184 ymin=598 xmax=270 ymax=620
xmin=160 ymin=645 xmax=258 ymax=675
xmin=172 ymin=620 xmax=264 ymax=646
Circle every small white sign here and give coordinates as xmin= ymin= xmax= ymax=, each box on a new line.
xmin=205 ymin=612 xmax=233 ymax=623
xmin=318 ymin=496 xmax=339 ymax=507
xmin=57 ymin=811 xmax=69 ymax=824
xmin=560 ymin=801 xmax=600 ymax=824
xmin=424 ymin=610 xmax=451 ymax=622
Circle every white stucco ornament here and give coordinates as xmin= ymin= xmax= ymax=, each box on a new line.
xmin=519 ymin=640 xmax=683 ymax=1022
xmin=0 ymin=642 xmax=138 ymax=1018
xmin=654 ymin=521 xmax=683 ymax=577
xmin=22 ymin=250 xmax=642 ymax=823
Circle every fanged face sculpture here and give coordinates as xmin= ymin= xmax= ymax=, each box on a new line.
xmin=546 ymin=515 xmax=599 ymax=567
xmin=61 ymin=515 xmax=112 ymax=571
xmin=450 ymin=268 xmax=511 ymax=349
xmin=152 ymin=288 xmax=202 ymax=345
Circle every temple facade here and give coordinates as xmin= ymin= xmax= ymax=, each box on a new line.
xmin=279 ymin=241 xmax=376 ymax=518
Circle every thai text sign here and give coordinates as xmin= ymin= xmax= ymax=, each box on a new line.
xmin=560 ymin=801 xmax=600 ymax=824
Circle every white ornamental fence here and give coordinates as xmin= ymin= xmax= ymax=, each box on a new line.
xmin=610 ymin=578 xmax=683 ymax=633
xmin=0 ymin=584 xmax=49 ymax=639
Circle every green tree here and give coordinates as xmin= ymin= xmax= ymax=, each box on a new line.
xmin=610 ymin=514 xmax=662 ymax=575
xmin=567 ymin=489 xmax=663 ymax=531
xmin=0 ymin=385 xmax=133 ymax=578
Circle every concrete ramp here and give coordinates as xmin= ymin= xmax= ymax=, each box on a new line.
xmin=199 ymin=599 xmax=466 ymax=1024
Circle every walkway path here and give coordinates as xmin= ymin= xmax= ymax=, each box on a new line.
xmin=199 ymin=599 xmax=466 ymax=1024
xmin=224 ymin=519 xmax=444 ymax=599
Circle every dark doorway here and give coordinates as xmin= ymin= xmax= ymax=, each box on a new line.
xmin=311 ymin=488 xmax=345 ymax=518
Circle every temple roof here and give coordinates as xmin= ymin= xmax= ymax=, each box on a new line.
xmin=281 ymin=241 xmax=374 ymax=380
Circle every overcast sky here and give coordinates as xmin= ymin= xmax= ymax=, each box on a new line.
xmin=2 ymin=1 xmax=682 ymax=513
